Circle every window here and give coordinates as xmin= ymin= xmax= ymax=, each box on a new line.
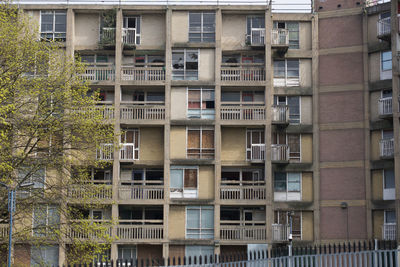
xmin=383 ymin=169 xmax=395 ymax=200
xmin=274 ymin=211 xmax=301 ymax=239
xmin=170 ymin=166 xmax=198 ymax=198
xmin=120 ymin=168 xmax=163 ymax=185
xmin=246 ymin=129 xmax=265 ymax=160
xmin=273 ymin=22 xmax=299 ymax=49
xmin=274 ymin=96 xmax=300 ymax=123
xmin=118 ymin=245 xmax=136 ymax=261
xmin=221 ymin=169 xmax=264 ymax=186
xmin=274 ymin=172 xmax=301 ymax=201
xmin=185 ymin=246 xmax=214 ymax=258
xmin=40 ymin=11 xmax=66 ymax=41
xmin=382 ymin=129 xmax=394 ymax=140
xmin=246 ymin=16 xmax=265 ymax=45
xmin=287 ymin=134 xmax=301 ymax=161
xmin=172 ymin=50 xmax=199 ymax=80
xmin=222 ymin=91 xmax=264 ymax=105
xmin=119 ymin=206 xmax=163 ymax=222
xmin=381 ymin=89 xmax=392 ymax=99
xmin=121 ymin=90 xmax=165 ymax=104
xmin=121 ymin=129 xmax=139 ymax=160
xmin=31 ymin=245 xmax=59 ymax=267
xmin=385 ymin=210 xmax=396 ymax=224
xmin=187 ymin=127 xmax=214 ymax=159
xmin=97 ymin=90 xmax=114 ymax=103
xmin=273 ymin=59 xmax=300 ymax=87
xmin=189 ymin=13 xmax=215 ymax=42
xmin=188 ymin=88 xmax=215 ymax=119
xmin=381 ymin=51 xmax=392 ymax=71
xmin=17 ymin=167 xmax=45 ymax=198
xmin=186 ymin=206 xmax=214 ymax=239
xmin=123 ymin=16 xmax=141 ymax=45
xmin=33 ymin=205 xmax=60 ymax=237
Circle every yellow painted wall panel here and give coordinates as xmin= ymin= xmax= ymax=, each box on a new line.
xmin=140 ymin=127 xmax=164 ymax=161
xmin=170 ymin=126 xmax=187 ymax=159
xmin=221 ymin=128 xmax=246 ymax=162
xmin=169 ymin=206 xmax=186 ymax=239
xmin=301 ymin=134 xmax=312 ymax=163
xmin=198 ymin=166 xmax=215 ymax=200
xmin=301 ymin=172 xmax=313 ymax=202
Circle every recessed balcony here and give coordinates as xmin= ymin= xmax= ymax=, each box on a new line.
xmin=121 ymin=65 xmax=165 ymax=84
xmin=220 ymin=221 xmax=266 ymax=242
xmin=67 ymin=183 xmax=113 ymax=201
xmin=382 ymin=223 xmax=396 ymax=240
xmin=81 ymin=63 xmax=115 ymax=83
xmin=271 ymin=29 xmax=289 ymax=53
xmin=66 ymin=220 xmax=112 ymax=240
xmin=120 ymin=105 xmax=165 ymax=122
xmin=118 ymin=182 xmax=164 ymax=201
xmin=220 ymin=105 xmax=265 ymax=121
xmin=378 ymin=97 xmax=392 ymax=117
xmin=116 ymin=220 xmax=163 ymax=242
xmin=271 ymin=144 xmax=289 ymax=163
xmin=221 ymin=63 xmax=265 ymax=84
xmin=379 ymin=138 xmax=394 ymax=158
xmin=220 ymin=181 xmax=266 ymax=201
xmin=271 ymin=105 xmax=289 ymax=124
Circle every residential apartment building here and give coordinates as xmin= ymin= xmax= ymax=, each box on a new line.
xmin=4 ymin=0 xmax=400 ymax=265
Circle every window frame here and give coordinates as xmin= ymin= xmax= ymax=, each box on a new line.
xmin=32 ymin=205 xmax=60 ymax=237
xmin=273 ymin=59 xmax=300 ymax=87
xmin=122 ymin=16 xmax=141 ymax=45
xmin=246 ymin=128 xmax=265 ymax=161
xmin=221 ymin=168 xmax=265 ymax=186
xmin=170 ymin=166 xmax=199 ymax=198
xmin=274 ymin=172 xmax=302 ymax=201
xmin=274 ymin=210 xmax=302 ymax=240
xmin=40 ymin=10 xmax=67 ymax=42
xmin=121 ymin=129 xmax=140 ymax=160
xmin=188 ymin=12 xmax=216 ymax=43
xmin=246 ymin=16 xmax=265 ymax=45
xmin=186 ymin=206 xmax=214 ymax=239
xmin=274 ymin=95 xmax=301 ymax=124
xmin=186 ymin=126 xmax=215 ymax=159
xmin=187 ymin=87 xmax=215 ymax=119
xmin=381 ymin=51 xmax=392 ymax=72
xmin=31 ymin=245 xmax=59 ymax=267
xmin=172 ymin=49 xmax=199 ymax=80
xmin=273 ymin=21 xmax=299 ymax=49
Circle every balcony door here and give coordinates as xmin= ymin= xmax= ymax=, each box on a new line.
xmin=123 ymin=16 xmax=140 ymax=44
xmin=246 ymin=129 xmax=265 ymax=160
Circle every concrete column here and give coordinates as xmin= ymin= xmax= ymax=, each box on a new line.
xmin=311 ymin=13 xmax=320 ymax=243
xmin=264 ymin=7 xmax=273 ymax=246
xmin=66 ymin=8 xmax=74 ymax=58
xmin=111 ymin=7 xmax=123 ymax=262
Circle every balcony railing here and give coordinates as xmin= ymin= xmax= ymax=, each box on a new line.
xmin=121 ymin=66 xmax=165 ymax=82
xmin=100 ymin=27 xmax=115 ymax=44
xmin=272 ymin=224 xmax=290 ymax=242
xmin=220 ymin=221 xmax=267 ymax=241
xmin=246 ymin=29 xmax=265 ymax=46
xmin=220 ymin=105 xmax=265 ymax=120
xmin=120 ymin=143 xmax=139 ymax=160
xmin=220 ymin=181 xmax=266 ymax=200
xmin=221 ymin=64 xmax=265 ymax=82
xmin=271 ymin=29 xmax=289 ymax=46
xmin=248 ymin=144 xmax=265 ymax=161
xmin=274 ymin=77 xmax=300 ymax=87
xmin=377 ymin=17 xmax=391 ymax=38
xmin=66 ymin=220 xmax=112 ymax=240
xmin=120 ymin=105 xmax=165 ymax=121
xmin=116 ymin=220 xmax=163 ymax=241
xmin=380 ymin=138 xmax=394 ymax=158
xmin=378 ymin=97 xmax=392 ymax=116
xmin=68 ymin=184 xmax=112 ymax=200
xmin=122 ymin=28 xmax=139 ymax=45
xmin=96 ymin=143 xmax=114 ymax=160
xmin=81 ymin=63 xmax=115 ymax=82
xmin=0 ymin=224 xmax=9 ymax=238
xmin=382 ymin=223 xmax=396 ymax=241
xmin=119 ymin=183 xmax=164 ymax=200
xmin=77 ymin=105 xmax=114 ymax=120
xmin=271 ymin=144 xmax=289 ymax=162
xmin=272 ymin=105 xmax=289 ymax=124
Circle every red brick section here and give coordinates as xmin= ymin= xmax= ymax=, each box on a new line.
xmin=320 ymin=206 xmax=367 ymax=240
xmin=319 ymin=53 xmax=364 ymax=86
xmin=320 ymin=168 xmax=366 ymax=200
xmin=319 ymin=129 xmax=365 ymax=162
xmin=319 ymin=91 xmax=364 ymax=123
xmin=319 ymin=16 xmax=363 ymax=49
xmin=315 ymin=0 xmax=363 ymax=12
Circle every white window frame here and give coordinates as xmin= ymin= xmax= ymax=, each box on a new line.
xmin=40 ymin=10 xmax=67 ymax=41
xmin=383 ymin=169 xmax=395 ymax=200
xmin=122 ymin=16 xmax=141 ymax=45
xmin=273 ymin=21 xmax=299 ymax=49
xmin=274 ymin=95 xmax=301 ymax=124
xmin=185 ymin=206 xmax=214 ymax=239
xmin=170 ymin=166 xmax=199 ymax=198
xmin=246 ymin=16 xmax=265 ymax=45
xmin=188 ymin=12 xmax=216 ymax=43
xmin=186 ymin=126 xmax=215 ymax=159
xmin=120 ymin=129 xmax=140 ymax=160
xmin=380 ymin=51 xmax=392 ymax=80
xmin=274 ymin=172 xmax=302 ymax=202
xmin=246 ymin=128 xmax=265 ymax=161
xmin=32 ymin=205 xmax=59 ymax=237
xmin=187 ymin=87 xmax=215 ymax=119
xmin=172 ymin=49 xmax=199 ymax=80
xmin=273 ymin=59 xmax=300 ymax=87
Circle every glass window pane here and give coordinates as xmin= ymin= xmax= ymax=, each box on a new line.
xmin=221 ymin=92 xmax=240 ymax=102
xmin=146 ymin=92 xmax=164 ymax=102
xmin=172 ymin=52 xmax=184 ymax=70
xmin=187 ymin=208 xmax=200 ymax=228
xmin=201 ymin=208 xmax=214 ymax=229
xmin=184 ymin=169 xmax=197 ymax=188
xmin=385 ymin=210 xmax=396 ymax=223
xmin=274 ymin=61 xmax=285 ymax=77
xmin=287 ymin=173 xmax=301 ymax=192
xmin=274 ymin=172 xmax=286 ymax=192
xmin=171 ymin=169 xmax=183 ymax=188
xmin=287 ymin=60 xmax=299 ymax=77
xmin=384 ymin=169 xmax=395 ymax=189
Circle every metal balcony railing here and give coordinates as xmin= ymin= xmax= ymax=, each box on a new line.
xmin=245 ymin=29 xmax=265 ymax=46
xmin=221 ymin=63 xmax=265 ymax=82
xmin=378 ymin=97 xmax=392 ymax=116
xmin=96 ymin=144 xmax=114 ymax=160
xmin=247 ymin=144 xmax=266 ymax=161
xmin=382 ymin=223 xmax=396 ymax=241
xmin=271 ymin=144 xmax=289 ymax=162
xmin=271 ymin=105 xmax=289 ymax=124
xmin=220 ymin=221 xmax=267 ymax=241
xmin=81 ymin=63 xmax=115 ymax=82
xmin=220 ymin=105 xmax=265 ymax=120
xmin=121 ymin=66 xmax=165 ymax=82
xmin=116 ymin=220 xmax=163 ymax=241
xmin=122 ymin=28 xmax=139 ymax=45
xmin=377 ymin=17 xmax=391 ymax=37
xmin=380 ymin=138 xmax=394 ymax=158
xmin=271 ymin=224 xmax=290 ymax=242
xmin=271 ymin=29 xmax=289 ymax=46
xmin=120 ymin=105 xmax=165 ymax=120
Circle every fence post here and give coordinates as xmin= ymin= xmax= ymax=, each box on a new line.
xmin=398 ymin=245 xmax=400 ymax=267
xmin=374 ymin=239 xmax=379 ymax=267
xmin=288 ymin=244 xmax=293 ymax=267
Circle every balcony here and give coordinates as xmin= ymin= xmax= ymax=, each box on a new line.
xmin=221 ymin=63 xmax=265 ymax=84
xmin=220 ymin=105 xmax=265 ymax=121
xmin=121 ymin=66 xmax=165 ymax=83
xmin=120 ymin=143 xmax=139 ymax=161
xmin=377 ymin=17 xmax=391 ymax=40
xmin=245 ymin=29 xmax=265 ymax=46
xmin=271 ymin=105 xmax=289 ymax=124
xmin=67 ymin=184 xmax=112 ymax=200
xmin=100 ymin=27 xmax=115 ymax=45
xmin=382 ymin=223 xmax=396 ymax=240
xmin=273 ymin=77 xmax=300 ymax=87
xmin=120 ymin=105 xmax=165 ymax=121
xmin=380 ymin=138 xmax=394 ymax=158
xmin=66 ymin=220 xmax=112 ymax=240
xmin=122 ymin=28 xmax=139 ymax=45
xmin=81 ymin=63 xmax=115 ymax=83
xmin=116 ymin=220 xmax=163 ymax=242
xmin=247 ymin=144 xmax=265 ymax=162
xmin=220 ymin=181 xmax=266 ymax=201
xmin=378 ymin=97 xmax=392 ymax=117
xmin=271 ymin=29 xmax=289 ymax=53
xmin=119 ymin=182 xmax=164 ymax=201
xmin=96 ymin=143 xmax=114 ymax=160
xmin=271 ymin=144 xmax=289 ymax=163
xmin=0 ymin=224 xmax=9 ymax=239
xmin=220 ymin=221 xmax=267 ymax=241
xmin=271 ymin=224 xmax=290 ymax=242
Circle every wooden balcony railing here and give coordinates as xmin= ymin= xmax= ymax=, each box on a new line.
xmin=378 ymin=97 xmax=392 ymax=116
xmin=0 ymin=224 xmax=9 ymax=238
xmin=377 ymin=17 xmax=391 ymax=38
xmin=220 ymin=105 xmax=265 ymax=120
xmin=272 ymin=105 xmax=289 ymax=124
xmin=271 ymin=223 xmax=290 ymax=242
xmin=96 ymin=143 xmax=114 ymax=160
xmin=221 ymin=64 xmax=265 ymax=82
xmin=220 ymin=182 xmax=266 ymax=200
xmin=118 ymin=184 xmax=164 ymax=200
xmin=248 ymin=144 xmax=266 ymax=161
xmin=66 ymin=220 xmax=112 ymax=240
xmin=81 ymin=64 xmax=115 ymax=82
xmin=120 ymin=105 xmax=165 ymax=121
xmin=382 ymin=223 xmax=396 ymax=241
xmin=68 ymin=184 xmax=112 ymax=200
xmin=220 ymin=221 xmax=267 ymax=241
xmin=271 ymin=29 xmax=289 ymax=46
xmin=380 ymin=138 xmax=394 ymax=158
xmin=121 ymin=66 xmax=165 ymax=82
xmin=116 ymin=220 xmax=163 ymax=241
xmin=271 ymin=144 xmax=289 ymax=162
